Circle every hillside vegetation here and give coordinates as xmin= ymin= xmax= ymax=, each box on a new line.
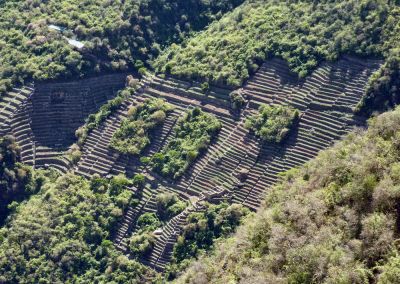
xmin=110 ymin=98 xmax=173 ymax=155
xmin=0 ymin=136 xmax=35 ymax=224
xmin=0 ymin=173 xmax=156 ymax=283
xmin=174 ymin=106 xmax=400 ymax=283
xmin=0 ymin=0 xmax=243 ymax=94
xmin=245 ymin=105 xmax=299 ymax=143
xmin=150 ymin=107 xmax=222 ymax=179
xmin=154 ymin=0 xmax=399 ymax=87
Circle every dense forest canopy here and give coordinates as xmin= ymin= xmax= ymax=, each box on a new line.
xmin=174 ymin=106 xmax=400 ymax=283
xmin=154 ymin=0 xmax=400 ymax=87
xmin=0 ymin=0 xmax=244 ymax=93
xmin=0 ymin=173 xmax=155 ymax=283
xmin=0 ymin=136 xmax=36 ymax=224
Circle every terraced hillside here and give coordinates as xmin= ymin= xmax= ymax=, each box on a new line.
xmin=4 ymin=74 xmax=127 ymax=171
xmin=74 ymin=56 xmax=382 ymax=271
xmin=2 ymin=56 xmax=382 ymax=272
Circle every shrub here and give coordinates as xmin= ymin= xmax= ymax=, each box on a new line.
xmin=167 ymin=203 xmax=249 ymax=278
xmin=132 ymin=173 xmax=146 ymax=190
xmin=229 ymin=91 xmax=246 ymax=110
xmin=0 ymin=135 xmax=35 ymax=223
xmin=109 ymin=98 xmax=173 ymax=155
xmin=245 ymin=104 xmax=299 ymax=143
xmin=129 ymin=232 xmax=155 ymax=258
xmin=150 ymin=107 xmax=222 ymax=179
xmin=136 ymin=212 xmax=161 ymax=232
xmin=156 ymin=193 xmax=187 ymax=221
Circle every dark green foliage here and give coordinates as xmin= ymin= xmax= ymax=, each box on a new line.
xmin=0 ymin=0 xmax=244 ymax=94
xmin=0 ymin=173 xmax=153 ymax=283
xmin=357 ymin=49 xmax=400 ymax=115
xmin=229 ymin=91 xmax=246 ymax=110
xmin=136 ymin=212 xmax=161 ymax=232
xmin=245 ymin=104 xmax=299 ymax=143
xmin=0 ymin=135 xmax=35 ymax=223
xmin=154 ymin=0 xmax=397 ymax=86
xmin=156 ymin=192 xmax=186 ymax=222
xmin=150 ymin=107 xmax=222 ymax=179
xmin=109 ymin=98 xmax=173 ymax=155
xmin=132 ymin=173 xmax=146 ymax=190
xmin=174 ymin=106 xmax=400 ymax=284
xmin=129 ymin=232 xmax=155 ymax=259
xmin=166 ymin=203 xmax=249 ymax=280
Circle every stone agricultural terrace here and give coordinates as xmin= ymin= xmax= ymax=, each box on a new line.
xmin=0 ymin=56 xmax=382 ymax=271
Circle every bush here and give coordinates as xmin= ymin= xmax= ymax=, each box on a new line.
xmin=0 ymin=135 xmax=35 ymax=223
xmin=245 ymin=104 xmax=299 ymax=143
xmin=167 ymin=203 xmax=249 ymax=279
xmin=150 ymin=107 xmax=222 ymax=179
xmin=229 ymin=91 xmax=246 ymax=110
xmin=156 ymin=193 xmax=187 ymax=221
xmin=136 ymin=212 xmax=161 ymax=232
xmin=132 ymin=173 xmax=146 ymax=190
xmin=129 ymin=232 xmax=155 ymax=258
xmin=109 ymin=98 xmax=173 ymax=155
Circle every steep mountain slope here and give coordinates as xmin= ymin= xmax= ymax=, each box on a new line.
xmin=154 ymin=0 xmax=398 ymax=86
xmin=173 ymin=106 xmax=400 ymax=284
xmin=0 ymin=0 xmax=243 ymax=94
xmin=0 ymin=173 xmax=157 ymax=283
xmin=0 ymin=0 xmax=400 ymax=282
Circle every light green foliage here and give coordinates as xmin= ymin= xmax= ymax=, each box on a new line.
xmin=0 ymin=0 xmax=244 ymax=94
xmin=174 ymin=106 xmax=400 ymax=284
xmin=150 ymin=107 xmax=222 ymax=179
xmin=245 ymin=104 xmax=299 ymax=143
xmin=154 ymin=0 xmax=396 ymax=86
xmin=109 ymin=98 xmax=173 ymax=155
xmin=137 ymin=212 xmax=161 ymax=232
xmin=0 ymin=173 xmax=152 ymax=283
xmin=128 ymin=212 xmax=161 ymax=258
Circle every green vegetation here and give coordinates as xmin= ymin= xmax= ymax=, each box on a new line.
xmin=174 ymin=106 xmax=400 ymax=284
xmin=0 ymin=136 xmax=36 ymax=223
xmin=357 ymin=48 xmax=400 ymax=115
xmin=129 ymin=231 xmax=156 ymax=259
xmin=229 ymin=91 xmax=246 ymax=111
xmin=156 ymin=192 xmax=187 ymax=222
xmin=132 ymin=173 xmax=146 ymax=190
xmin=0 ymin=173 xmax=153 ymax=283
xmin=75 ymin=84 xmax=138 ymax=146
xmin=128 ymin=212 xmax=161 ymax=258
xmin=0 ymin=0 xmax=244 ymax=94
xmin=128 ymin=193 xmax=186 ymax=258
xmin=166 ymin=203 xmax=249 ymax=280
xmin=109 ymin=98 xmax=174 ymax=155
xmin=150 ymin=107 xmax=222 ymax=179
xmin=154 ymin=0 xmax=398 ymax=86
xmin=245 ymin=104 xmax=299 ymax=143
